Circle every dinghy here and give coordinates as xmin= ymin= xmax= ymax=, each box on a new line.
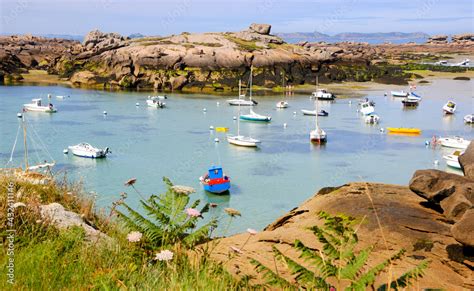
xmin=67 ymin=143 xmax=110 ymax=158
xmin=23 ymin=98 xmax=57 ymax=113
xmin=464 ymin=114 xmax=474 ymax=124
xmin=200 ymin=166 xmax=230 ymax=194
xmin=276 ymin=101 xmax=288 ymax=109
xmin=359 ymin=101 xmax=375 ymax=115
xmin=386 ymin=127 xmax=421 ymax=134
xmin=301 ymin=109 xmax=328 ymax=116
xmin=365 ymin=114 xmax=380 ymax=124
xmin=391 ymin=91 xmax=409 ymax=97
xmin=443 ymin=101 xmax=456 ymax=114
xmin=438 ymin=137 xmax=470 ymax=149
xmin=443 ymin=150 xmax=463 ymax=169
xmin=146 ymin=96 xmax=166 ymax=108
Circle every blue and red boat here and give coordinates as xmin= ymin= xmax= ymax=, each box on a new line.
xmin=200 ymin=166 xmax=230 ymax=194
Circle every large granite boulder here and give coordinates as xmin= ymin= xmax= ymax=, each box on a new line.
xmin=459 ymin=142 xmax=474 ymax=179
xmin=409 ymin=169 xmax=473 ymax=220
xmin=205 ymin=183 xmax=473 ymax=289
xmin=451 ymin=208 xmax=474 ymax=247
xmin=427 ymin=35 xmax=448 ymax=44
xmin=451 ymin=33 xmax=474 ymax=43
xmin=249 ymin=23 xmax=271 ymax=35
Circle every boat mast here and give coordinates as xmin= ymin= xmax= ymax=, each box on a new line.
xmin=315 ymin=76 xmax=319 ymax=130
xmin=249 ymin=67 xmax=253 ymax=102
xmin=238 ymin=79 xmax=242 ymax=99
xmin=22 ymin=115 xmax=29 ymax=171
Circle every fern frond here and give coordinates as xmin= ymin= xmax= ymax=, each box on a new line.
xmin=339 ymin=247 xmax=371 ymax=280
xmin=294 ymin=240 xmax=337 ymax=278
xmin=182 ymin=219 xmax=218 ymax=247
xmin=376 ymin=260 xmax=429 ymax=291
xmin=250 ymin=259 xmax=295 ymax=289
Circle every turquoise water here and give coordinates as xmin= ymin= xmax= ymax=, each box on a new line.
xmin=1 ymin=79 xmax=472 ymax=233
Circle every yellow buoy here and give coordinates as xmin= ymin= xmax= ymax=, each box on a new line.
xmin=215 ymin=127 xmax=229 ymax=132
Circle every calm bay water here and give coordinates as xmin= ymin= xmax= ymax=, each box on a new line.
xmin=1 ymin=79 xmax=472 ymax=233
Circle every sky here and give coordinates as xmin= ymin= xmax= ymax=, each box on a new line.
xmin=0 ymin=0 xmax=473 ymax=36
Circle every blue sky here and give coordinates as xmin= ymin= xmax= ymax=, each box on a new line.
xmin=0 ymin=0 xmax=472 ymax=36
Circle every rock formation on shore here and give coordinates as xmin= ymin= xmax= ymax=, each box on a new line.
xmin=1 ymin=24 xmax=473 ymax=90
xmin=206 ymin=143 xmax=474 ymax=289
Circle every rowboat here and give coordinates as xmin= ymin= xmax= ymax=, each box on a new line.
xmin=276 ymin=101 xmax=288 ymax=109
xmin=443 ymin=101 xmax=456 ymax=114
xmin=443 ymin=150 xmax=463 ymax=169
xmin=23 ymin=98 xmax=57 ymax=113
xmin=200 ymin=166 xmax=230 ymax=194
xmin=67 ymin=143 xmax=110 ymax=158
xmin=438 ymin=137 xmax=470 ymax=149
xmin=301 ymin=109 xmax=328 ymax=116
xmin=386 ymin=127 xmax=422 ymax=134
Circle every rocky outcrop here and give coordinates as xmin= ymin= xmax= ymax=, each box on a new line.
xmin=452 ymin=33 xmax=474 ymax=44
xmin=40 ymin=203 xmax=110 ymax=242
xmin=249 ymin=23 xmax=271 ymax=35
xmin=459 ymin=142 xmax=474 ymax=179
xmin=206 ymin=183 xmax=473 ymax=289
xmin=427 ymin=34 xmax=448 ymax=44
xmin=451 ymin=208 xmax=474 ymax=247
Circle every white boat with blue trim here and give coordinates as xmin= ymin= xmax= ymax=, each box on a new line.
xmin=68 ymin=143 xmax=110 ymax=158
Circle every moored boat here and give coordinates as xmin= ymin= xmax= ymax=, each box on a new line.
xmin=227 ymin=79 xmax=257 ymax=106
xmin=310 ymin=76 xmax=335 ymax=100
xmin=464 ymin=114 xmax=474 ymax=124
xmin=442 ymin=101 xmax=456 ymax=114
xmin=301 ymin=109 xmax=328 ymax=116
xmin=146 ymin=96 xmax=166 ymax=108
xmin=199 ymin=166 xmax=230 ymax=194
xmin=443 ymin=150 xmax=463 ymax=169
xmin=438 ymin=137 xmax=470 ymax=149
xmin=227 ymin=135 xmax=261 ymax=147
xmin=359 ymin=101 xmax=375 ymax=115
xmin=23 ymin=98 xmax=57 ymax=113
xmin=68 ymin=143 xmax=110 ymax=158
xmin=276 ymin=101 xmax=288 ymax=109
xmin=240 ymin=109 xmax=271 ymax=122
xmin=386 ymin=127 xmax=421 ymax=134
xmin=391 ymin=91 xmax=409 ymax=97
xmin=365 ymin=114 xmax=380 ymax=124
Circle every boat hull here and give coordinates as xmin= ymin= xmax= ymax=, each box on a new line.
xmin=23 ymin=105 xmax=57 ymax=113
xmin=391 ymin=91 xmax=409 ymax=97
xmin=203 ymin=182 xmax=230 ymax=194
xmin=240 ymin=115 xmax=271 ymax=122
xmin=227 ymin=100 xmax=255 ymax=106
xmin=227 ymin=135 xmax=260 ymax=147
xmin=386 ymin=127 xmax=421 ymax=134
xmin=439 ymin=138 xmax=470 ymax=149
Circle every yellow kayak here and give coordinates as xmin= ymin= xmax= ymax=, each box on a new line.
xmin=215 ymin=127 xmax=229 ymax=132
xmin=386 ymin=127 xmax=422 ymax=134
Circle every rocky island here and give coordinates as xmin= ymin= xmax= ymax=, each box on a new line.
xmin=1 ymin=24 xmax=473 ymax=91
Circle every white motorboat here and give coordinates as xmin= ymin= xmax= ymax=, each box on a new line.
xmin=301 ymin=109 xmax=329 ymax=116
xmin=276 ymin=101 xmax=288 ymax=109
xmin=67 ymin=143 xmax=110 ymax=158
xmin=359 ymin=101 xmax=375 ymax=115
xmin=227 ymin=79 xmax=257 ymax=106
xmin=442 ymin=101 xmax=456 ymax=114
xmin=453 ymin=58 xmax=469 ymax=67
xmin=23 ymin=98 xmax=57 ymax=113
xmin=443 ymin=150 xmax=463 ymax=169
xmin=146 ymin=96 xmax=166 ymax=108
xmin=365 ymin=114 xmax=380 ymax=124
xmin=310 ymin=76 xmax=335 ymax=100
xmin=435 ymin=60 xmax=448 ymax=66
xmin=464 ymin=114 xmax=474 ymax=124
xmin=391 ymin=91 xmax=409 ymax=97
xmin=438 ymin=137 xmax=471 ymax=149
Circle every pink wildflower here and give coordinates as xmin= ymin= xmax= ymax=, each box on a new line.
xmin=186 ymin=208 xmax=201 ymax=217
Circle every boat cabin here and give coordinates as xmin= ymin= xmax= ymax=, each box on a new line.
xmin=32 ymin=98 xmax=42 ymax=106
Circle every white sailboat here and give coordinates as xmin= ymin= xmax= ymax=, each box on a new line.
xmin=239 ymin=68 xmax=271 ymax=122
xmin=227 ymin=79 xmax=257 ymax=106
xmin=309 ymin=98 xmax=327 ymax=144
xmin=227 ymin=79 xmax=261 ymax=147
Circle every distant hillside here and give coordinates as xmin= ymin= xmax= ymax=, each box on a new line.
xmin=276 ymin=31 xmax=430 ymax=44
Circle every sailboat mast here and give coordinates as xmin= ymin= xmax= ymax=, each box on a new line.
xmin=249 ymin=67 xmax=253 ymax=101
xmin=238 ymin=79 xmax=241 ymax=99
xmin=22 ymin=115 xmax=29 ymax=171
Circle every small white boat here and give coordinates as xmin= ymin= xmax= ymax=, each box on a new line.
xmin=391 ymin=91 xmax=409 ymax=97
xmin=56 ymin=95 xmax=65 ymax=99
xmin=435 ymin=60 xmax=448 ymax=66
xmin=438 ymin=137 xmax=471 ymax=149
xmin=453 ymin=59 xmax=470 ymax=67
xmin=310 ymin=89 xmax=335 ymax=100
xmin=227 ymin=79 xmax=257 ymax=106
xmin=68 ymin=143 xmax=110 ymax=158
xmin=146 ymin=96 xmax=166 ymax=108
xmin=464 ymin=114 xmax=474 ymax=124
xmin=359 ymin=101 xmax=375 ymax=115
xmin=276 ymin=101 xmax=288 ymax=109
xmin=240 ymin=109 xmax=271 ymax=122
xmin=23 ymin=98 xmax=57 ymax=113
xmin=301 ymin=109 xmax=328 ymax=116
xmin=443 ymin=150 xmax=463 ymax=169
xmin=227 ymin=135 xmax=261 ymax=147
xmin=442 ymin=101 xmax=456 ymax=114
xmin=365 ymin=114 xmax=380 ymax=124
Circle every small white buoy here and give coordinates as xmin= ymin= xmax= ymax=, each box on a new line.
xmin=203 ymin=108 xmax=207 ymax=112
xmin=434 ymin=160 xmax=439 ymax=166
xmin=348 ymin=100 xmax=352 ymax=105
xmin=17 ymin=113 xmax=22 ymax=118
xmin=135 ymin=102 xmax=139 ymax=106
xmin=293 ymin=111 xmax=297 ymax=115
xmin=214 ymin=138 xmax=219 ymax=143
xmin=103 ymin=111 xmax=107 ymax=115
xmin=384 ymin=92 xmax=387 ymax=96
xmin=209 ymin=125 xmax=214 ymax=130
xmin=379 ymin=128 xmax=385 ymax=133
xmin=216 ymin=102 xmax=220 ymax=106
xmin=425 ymin=140 xmax=430 ymax=146
xmin=233 ymin=116 xmax=237 ymax=120
xmin=63 ymin=149 xmax=68 ymax=154
xmin=283 ymin=123 xmax=287 ymax=128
